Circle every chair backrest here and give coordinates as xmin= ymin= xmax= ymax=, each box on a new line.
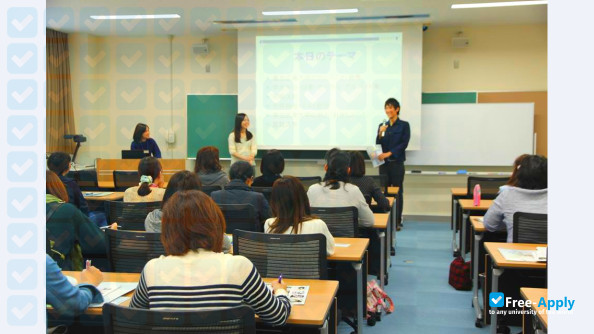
xmin=296 ymin=176 xmax=322 ymax=191
xmin=251 ymin=187 xmax=272 ymax=202
xmin=218 ymin=204 xmax=260 ymax=234
xmin=105 ymin=229 xmax=166 ymax=273
xmin=105 ymin=201 xmax=162 ymax=231
xmin=310 ymin=206 xmax=358 ymax=237
xmin=103 ymin=303 xmax=256 ymax=334
xmin=513 ymin=212 xmax=547 ymax=244
xmin=233 ymin=230 xmax=327 ymax=279
xmin=66 ymin=169 xmax=99 ymax=191
xmin=467 ymin=176 xmax=508 ymax=199
xmin=369 ymin=174 xmax=389 ymax=194
xmin=113 ymin=170 xmax=140 ymax=191
xmin=201 ymin=185 xmax=223 ymax=196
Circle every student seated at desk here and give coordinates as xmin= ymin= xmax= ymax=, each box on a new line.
xmin=498 ymin=153 xmax=529 ymax=193
xmin=194 ymin=146 xmax=229 ymax=188
xmin=144 ymin=171 xmax=231 ymax=252
xmin=265 ymin=176 xmax=335 ymax=255
xmin=307 ymin=150 xmax=375 ymax=228
xmin=253 ymin=149 xmax=284 ymax=187
xmin=130 ymin=190 xmax=291 ymax=326
xmin=130 ymin=123 xmax=161 ymax=158
xmin=123 ymin=156 xmax=165 ymax=202
xmin=348 ymin=151 xmax=390 ymax=212
xmin=483 ymin=155 xmax=547 ymax=242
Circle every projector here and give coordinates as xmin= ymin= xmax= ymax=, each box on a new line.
xmin=192 ymin=43 xmax=209 ymax=54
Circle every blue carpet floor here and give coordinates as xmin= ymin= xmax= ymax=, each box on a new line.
xmin=337 ymin=221 xmax=516 ymax=334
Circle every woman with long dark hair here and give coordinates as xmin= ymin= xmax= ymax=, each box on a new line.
xmin=253 ymin=150 xmax=284 ymax=187
xmin=194 ymin=146 xmax=229 ymax=188
xmin=265 ymin=176 xmax=335 ymax=255
xmin=131 ymin=123 xmax=162 ymax=158
xmin=228 ymin=113 xmax=257 ymax=166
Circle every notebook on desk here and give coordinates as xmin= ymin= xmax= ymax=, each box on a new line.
xmin=499 ymin=247 xmax=547 ymax=262
xmin=89 ymin=282 xmax=138 ymax=307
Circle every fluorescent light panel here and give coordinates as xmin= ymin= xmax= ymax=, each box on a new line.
xmin=90 ymin=14 xmax=180 ymax=20
xmin=452 ymin=1 xmax=547 ymax=8
xmin=262 ymin=8 xmax=358 ymax=16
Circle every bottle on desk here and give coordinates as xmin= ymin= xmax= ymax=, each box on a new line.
xmin=473 ymin=184 xmax=481 ymax=206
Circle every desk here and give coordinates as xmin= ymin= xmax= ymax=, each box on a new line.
xmin=83 ymin=192 xmax=124 ymax=201
xmin=373 ymin=213 xmax=389 ymax=291
xmin=454 ymin=199 xmax=493 ymax=257
xmin=450 ymin=187 xmax=468 ymax=232
xmin=371 ymin=195 xmax=397 ymax=257
xmin=520 ymin=288 xmax=548 ymax=333
xmin=470 ymin=216 xmax=486 ymax=327
xmin=484 ymin=243 xmax=547 ymax=334
xmin=96 ymin=158 xmax=184 ymax=188
xmin=60 ymin=271 xmax=339 ymax=332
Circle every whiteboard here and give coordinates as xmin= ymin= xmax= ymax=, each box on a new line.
xmin=406 ymin=103 xmax=534 ymax=166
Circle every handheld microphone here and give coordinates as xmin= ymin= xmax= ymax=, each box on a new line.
xmin=380 ymin=119 xmax=388 ymax=137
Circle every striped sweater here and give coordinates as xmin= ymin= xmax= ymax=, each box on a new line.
xmin=129 ymin=250 xmax=291 ymax=326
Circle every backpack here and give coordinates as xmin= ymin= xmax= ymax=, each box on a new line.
xmin=46 ymin=203 xmax=84 ymax=271
xmin=366 ymin=280 xmax=394 ymax=326
xmin=448 ymin=256 xmax=472 ymax=290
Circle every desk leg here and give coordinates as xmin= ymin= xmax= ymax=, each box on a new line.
xmin=451 ymin=195 xmax=456 ymax=230
xmin=452 ymin=200 xmax=459 ymax=255
xmin=461 ymin=212 xmax=469 ymax=259
xmin=490 ymin=268 xmax=504 ymax=334
xmin=379 ymin=231 xmax=386 ymax=289
xmin=473 ymin=232 xmax=484 ymax=327
xmin=352 ymin=262 xmax=363 ymax=334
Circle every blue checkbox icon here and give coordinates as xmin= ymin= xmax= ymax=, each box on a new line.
xmin=7 ymin=188 xmax=37 ymax=218
xmin=7 ymin=7 xmax=38 ymax=38
xmin=7 ymin=224 xmax=37 ymax=254
xmin=8 ymin=80 xmax=37 ymax=110
xmin=489 ymin=292 xmax=505 ymax=307
xmin=8 ymin=44 xmax=38 ymax=74
xmin=7 ymin=295 xmax=37 ymax=326
xmin=7 ymin=116 xmax=37 ymax=146
xmin=7 ymin=260 xmax=37 ymax=290
xmin=7 ymin=152 xmax=37 ymax=182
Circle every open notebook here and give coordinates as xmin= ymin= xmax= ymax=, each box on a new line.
xmin=499 ymin=247 xmax=547 ymax=262
xmin=265 ymin=284 xmax=310 ymax=305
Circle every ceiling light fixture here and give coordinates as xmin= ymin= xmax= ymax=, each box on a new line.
xmin=452 ymin=1 xmax=547 ymax=9
xmin=90 ymin=14 xmax=181 ymax=20
xmin=262 ymin=9 xmax=358 ymax=16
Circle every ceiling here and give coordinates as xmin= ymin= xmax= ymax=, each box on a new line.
xmin=46 ymin=0 xmax=547 ymax=36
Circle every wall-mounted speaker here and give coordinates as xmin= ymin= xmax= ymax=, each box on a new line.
xmin=452 ymin=37 xmax=470 ymax=48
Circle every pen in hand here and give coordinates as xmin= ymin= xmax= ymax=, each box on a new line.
xmin=86 ymin=259 xmax=91 ymax=269
xmin=278 ymin=273 xmax=283 ymax=283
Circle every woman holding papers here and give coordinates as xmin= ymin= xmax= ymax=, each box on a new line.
xmin=228 ymin=113 xmax=257 ymax=166
xmin=376 ymin=98 xmax=410 ymax=230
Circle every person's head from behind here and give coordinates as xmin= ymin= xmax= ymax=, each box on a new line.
xmin=46 ymin=170 xmax=68 ymax=202
xmin=349 ymin=151 xmax=366 ymax=178
xmin=229 ymin=161 xmax=254 ymax=185
xmin=269 ymin=176 xmax=312 ymax=234
xmin=324 ymin=150 xmax=351 ymax=189
xmin=515 ymin=155 xmax=547 ymax=190
xmin=133 ymin=123 xmax=149 ymax=143
xmin=260 ymin=150 xmax=285 ymax=177
xmin=161 ymin=190 xmax=226 ymax=255
xmin=324 ymin=147 xmax=340 ymax=165
xmin=384 ymin=98 xmax=401 ymax=118
xmin=47 ymin=152 xmax=71 ymax=176
xmin=162 ymin=171 xmax=202 ymax=209
xmin=137 ymin=156 xmax=162 ymax=196
xmin=195 ymin=146 xmax=222 ymax=174
xmin=507 ymin=154 xmax=530 ymax=186
xmin=233 ymin=113 xmax=253 ymax=142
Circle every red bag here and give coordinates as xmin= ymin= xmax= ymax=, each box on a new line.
xmin=449 ymin=256 xmax=472 ymax=290
xmin=366 ymin=280 xmax=394 ymax=317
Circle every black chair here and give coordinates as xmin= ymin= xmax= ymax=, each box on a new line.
xmin=201 ymin=185 xmax=223 ymax=196
xmin=218 ymin=204 xmax=260 ymax=234
xmin=66 ymin=169 xmax=100 ymax=191
xmin=369 ymin=174 xmax=389 ymax=195
xmin=113 ymin=170 xmax=140 ymax=191
xmin=251 ymin=187 xmax=272 ymax=202
xmin=105 ymin=229 xmax=166 ymax=273
xmin=466 ymin=176 xmax=508 ymax=200
xmin=105 ymin=200 xmax=161 ymax=231
xmin=311 ymin=206 xmax=359 ymax=237
xmin=296 ymin=176 xmax=322 ymax=191
xmin=513 ymin=212 xmax=547 ymax=244
xmin=233 ymin=230 xmax=327 ymax=279
xmin=103 ymin=304 xmax=256 ymax=334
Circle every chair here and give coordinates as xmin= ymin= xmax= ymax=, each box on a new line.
xmin=311 ymin=206 xmax=358 ymax=237
xmin=218 ymin=204 xmax=260 ymax=234
xmin=105 ymin=201 xmax=161 ymax=231
xmin=513 ymin=212 xmax=547 ymax=244
xmin=233 ymin=230 xmax=327 ymax=279
xmin=201 ymin=185 xmax=223 ymax=196
xmin=113 ymin=170 xmax=140 ymax=191
xmin=66 ymin=169 xmax=100 ymax=191
xmin=296 ymin=176 xmax=322 ymax=191
xmin=369 ymin=174 xmax=389 ymax=195
xmin=103 ymin=304 xmax=256 ymax=334
xmin=466 ymin=176 xmax=508 ymax=199
xmin=105 ymin=229 xmax=166 ymax=273
xmin=251 ymin=187 xmax=272 ymax=202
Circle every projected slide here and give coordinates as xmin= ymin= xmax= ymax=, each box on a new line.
xmin=255 ymin=32 xmax=403 ymax=150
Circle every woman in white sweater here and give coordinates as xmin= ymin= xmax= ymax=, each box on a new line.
xmin=228 ymin=113 xmax=257 ymax=166
xmin=265 ymin=176 xmax=335 ymax=256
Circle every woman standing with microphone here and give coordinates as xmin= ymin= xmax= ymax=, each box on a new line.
xmin=376 ymin=98 xmax=410 ymax=231
xmin=228 ymin=113 xmax=257 ymax=167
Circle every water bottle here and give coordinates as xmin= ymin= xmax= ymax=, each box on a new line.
xmin=473 ymin=184 xmax=481 ymax=206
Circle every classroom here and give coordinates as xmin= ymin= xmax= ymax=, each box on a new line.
xmin=41 ymin=0 xmax=548 ymax=333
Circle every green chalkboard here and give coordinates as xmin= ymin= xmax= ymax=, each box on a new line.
xmin=422 ymin=92 xmax=477 ymax=104
xmin=187 ymin=95 xmax=237 ymax=158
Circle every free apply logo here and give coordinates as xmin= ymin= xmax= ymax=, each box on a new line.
xmin=489 ymin=292 xmax=575 ymax=311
